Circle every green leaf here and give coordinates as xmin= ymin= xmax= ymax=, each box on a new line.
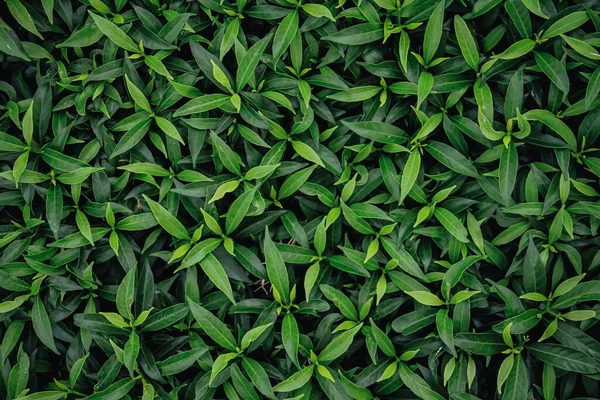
xmin=553 ymin=273 xmax=585 ymax=298
xmin=22 ymin=100 xmax=34 ymax=145
xmin=340 ymin=200 xmax=375 ymax=235
xmin=304 ymin=261 xmax=320 ymax=301
xmin=86 ymin=378 xmax=136 ymax=400
xmin=237 ymin=34 xmax=271 ymax=92
xmin=15 ymin=392 xmax=67 ymax=400
xmin=492 ymin=39 xmax=536 ymax=60
xmin=522 ymin=0 xmax=547 ymax=18
xmin=370 ymin=318 xmax=396 ymax=357
xmin=123 ymin=331 xmax=140 ymax=376
xmin=75 ymin=209 xmax=94 ymax=246
xmin=13 ymin=151 xmax=28 ymax=188
xmin=245 ymin=164 xmax=279 ymax=180
xmin=563 ymin=310 xmax=596 ymax=321
xmin=450 ymin=290 xmax=480 ymax=304
xmin=499 ymin=142 xmax=518 ymax=204
xmin=7 ymin=0 xmax=43 ymax=39
xmin=225 ymin=189 xmax=255 ymax=235
xmin=69 ymin=353 xmax=89 ymax=388
xmin=142 ymin=304 xmax=190 ymax=332
xmin=211 ymin=60 xmax=233 ymax=93
xmin=0 ymin=295 xmax=28 ymax=314
xmin=454 ymin=15 xmax=480 ymax=71
xmin=405 ymin=291 xmax=445 ymax=306
xmin=417 ymin=71 xmax=434 ymax=109
xmin=318 ymin=323 xmax=363 ymax=364
xmin=57 ymin=24 xmax=103 ymax=48
xmin=524 ymin=109 xmax=577 ymax=150
xmin=400 ymin=150 xmax=420 ymax=204
xmin=46 ymin=184 xmax=62 ymax=239
xmin=523 ymin=237 xmax=546 ymax=293
xmin=274 ymin=365 xmax=314 ymax=392
xmin=210 ymin=131 xmax=244 ymax=175
xmin=585 ymin=68 xmax=600 ymax=108
xmin=381 ymin=237 xmax=426 ymax=279
xmin=41 ymin=0 xmax=54 ymax=23
xmin=157 ymin=347 xmax=208 ymax=376
xmin=528 ymin=343 xmax=600 ymax=374
xmin=125 ymin=75 xmax=152 ymax=113
xmin=341 ymin=121 xmax=408 ymax=145
xmin=397 ymin=362 xmax=446 ymax=400
xmin=242 ymin=358 xmax=276 ymax=399
xmin=423 ymin=0 xmax=445 ymax=64
xmin=426 ymin=141 xmax=479 ymax=177
xmin=436 ymin=309 xmax=456 ymax=356
xmin=116 ymin=266 xmax=136 ymax=320
xmin=111 ymin=119 xmax=152 ymax=159
xmin=455 ymin=332 xmax=507 ymax=355
xmin=323 ymin=23 xmax=384 ymax=45
xmin=177 ymin=238 xmax=223 ymax=272
xmin=6 ymin=345 xmax=31 ymax=398
xmin=434 ymin=207 xmax=469 ymax=243
xmin=187 ymin=298 xmax=237 ymax=351
xmin=145 ymin=55 xmax=173 ymax=80
xmin=327 ymin=86 xmax=381 ymax=102
xmin=143 ymin=194 xmax=189 ymax=240
xmin=561 ymin=35 xmax=600 ymax=60
xmin=505 ymin=67 xmax=524 ymax=119
xmin=291 ymin=140 xmax=325 ymax=168
xmin=100 ymin=312 xmax=130 ymax=328
xmin=273 ymin=10 xmax=299 ymax=66
xmin=209 ymin=352 xmax=237 ymax=384
xmin=497 ymin=354 xmax=514 ymax=394
xmin=442 ymin=255 xmax=483 ymax=295
xmin=534 ymin=52 xmax=569 ymax=94
xmin=506 ymin=0 xmax=532 ymax=39
xmin=173 ymin=94 xmax=231 ymax=117
xmin=200 ymin=253 xmax=236 ymax=304
xmin=320 ymin=284 xmax=358 ymax=321
xmin=538 ymin=318 xmax=558 ymax=342
xmin=57 ymin=167 xmax=103 ymax=185
xmin=32 ymin=296 xmax=59 ymax=354
xmin=541 ymin=11 xmax=589 ymax=40
xmin=301 ymin=4 xmax=335 ymax=21
xmin=542 ymin=364 xmax=555 ymax=400
xmin=1 ymin=321 xmax=25 ymax=366
xmin=89 ymin=12 xmax=139 ymax=53
xmin=264 ymin=226 xmax=290 ymax=304
xmin=155 ymin=116 xmax=184 ymax=144
xmin=281 ymin=312 xmax=300 ymax=368
xmin=118 ymin=163 xmax=170 ymax=177
xmin=241 ymin=322 xmax=273 ymax=350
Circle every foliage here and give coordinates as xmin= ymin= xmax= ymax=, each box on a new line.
xmin=0 ymin=0 xmax=600 ymax=399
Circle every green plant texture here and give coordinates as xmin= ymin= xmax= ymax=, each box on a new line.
xmin=1 ymin=0 xmax=600 ymax=399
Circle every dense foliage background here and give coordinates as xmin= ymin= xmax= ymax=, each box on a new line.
xmin=1 ymin=0 xmax=600 ymax=398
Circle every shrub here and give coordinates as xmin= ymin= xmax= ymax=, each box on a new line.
xmin=0 ymin=0 xmax=600 ymax=399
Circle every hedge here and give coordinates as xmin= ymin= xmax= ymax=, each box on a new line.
xmin=1 ymin=0 xmax=600 ymax=399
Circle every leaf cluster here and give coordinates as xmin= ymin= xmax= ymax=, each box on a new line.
xmin=0 ymin=0 xmax=600 ymax=399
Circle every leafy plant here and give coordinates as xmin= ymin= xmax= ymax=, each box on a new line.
xmin=0 ymin=0 xmax=599 ymax=399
